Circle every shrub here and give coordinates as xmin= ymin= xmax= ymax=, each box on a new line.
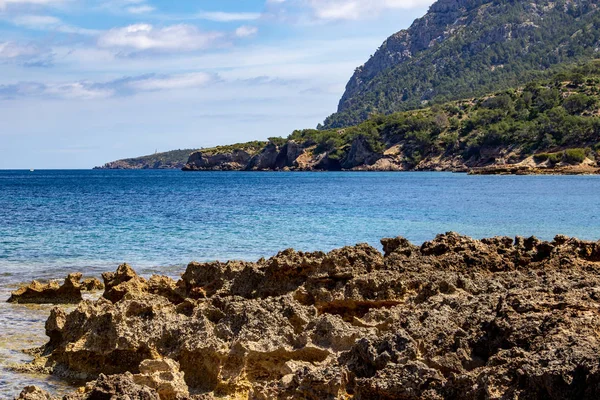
xmin=563 ymin=148 xmax=588 ymax=164
xmin=482 ymin=94 xmax=513 ymax=110
xmin=563 ymin=93 xmax=596 ymax=115
xmin=268 ymin=137 xmax=287 ymax=147
xmin=534 ymin=152 xmax=563 ymax=164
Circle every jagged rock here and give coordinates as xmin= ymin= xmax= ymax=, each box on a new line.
xmin=64 ymin=373 xmax=160 ymax=400
xmin=102 ymin=263 xmax=149 ymax=302
xmin=133 ymin=359 xmax=189 ymax=400
xmin=246 ymin=142 xmax=280 ymax=170
xmin=183 ymin=149 xmax=253 ymax=171
xmin=8 ymin=273 xmax=83 ymax=304
xmin=17 ymin=234 xmax=600 ymax=399
xmin=341 ymin=136 xmax=381 ymax=169
xmin=147 ymin=275 xmax=184 ymax=304
xmin=15 ymin=386 xmax=55 ymax=400
xmin=275 ymin=141 xmax=304 ymax=169
xmin=101 ymin=264 xmax=183 ymax=304
xmin=81 ymin=278 xmax=104 ymax=292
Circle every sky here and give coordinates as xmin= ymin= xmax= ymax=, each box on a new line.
xmin=0 ymin=0 xmax=435 ymax=169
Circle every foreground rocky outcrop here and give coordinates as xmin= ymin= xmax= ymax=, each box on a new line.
xmin=14 ymin=233 xmax=600 ymax=399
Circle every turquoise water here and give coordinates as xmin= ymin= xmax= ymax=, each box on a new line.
xmin=1 ymin=169 xmax=600 ymax=397
xmin=1 ymin=169 xmax=600 ymax=280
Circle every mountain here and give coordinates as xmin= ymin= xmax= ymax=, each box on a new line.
xmin=322 ymin=0 xmax=600 ymax=129
xmin=95 ymin=149 xmax=198 ymax=170
xmin=184 ymin=62 xmax=600 ymax=174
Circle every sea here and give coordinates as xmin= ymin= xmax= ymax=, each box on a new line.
xmin=1 ymin=169 xmax=599 ymax=397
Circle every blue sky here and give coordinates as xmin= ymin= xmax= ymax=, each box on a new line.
xmin=0 ymin=0 xmax=435 ymax=168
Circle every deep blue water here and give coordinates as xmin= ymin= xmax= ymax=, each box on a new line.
xmin=1 ymin=169 xmax=600 ymax=397
xmin=1 ymin=169 xmax=599 ymax=281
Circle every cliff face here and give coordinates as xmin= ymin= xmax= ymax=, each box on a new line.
xmin=185 ymin=149 xmax=253 ymax=171
xmin=324 ymin=0 xmax=600 ymax=128
xmin=183 ymin=139 xmax=395 ymax=172
xmin=96 ymin=149 xmax=198 ymax=170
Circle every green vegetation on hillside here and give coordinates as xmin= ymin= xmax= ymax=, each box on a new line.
xmin=104 ymin=63 xmax=600 ymax=171
xmin=286 ymin=62 xmax=600 ymax=167
xmin=97 ymin=149 xmax=198 ymax=169
xmin=324 ymin=0 xmax=600 ymax=128
xmin=199 ymin=141 xmax=267 ymax=156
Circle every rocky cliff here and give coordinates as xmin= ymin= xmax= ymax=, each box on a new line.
xmin=183 ymin=62 xmax=600 ymax=174
xmin=323 ymin=0 xmax=600 ymax=128
xmin=95 ymin=149 xmax=198 ymax=170
xmin=13 ymin=233 xmax=600 ymax=399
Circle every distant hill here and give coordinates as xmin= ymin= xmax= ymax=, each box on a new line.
xmin=183 ymin=62 xmax=600 ymax=174
xmin=322 ymin=0 xmax=600 ymax=128
xmin=95 ymin=149 xmax=197 ymax=169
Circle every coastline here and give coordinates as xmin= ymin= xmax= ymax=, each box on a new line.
xmin=8 ymin=232 xmax=600 ymax=399
xmin=95 ymin=165 xmax=600 ymax=175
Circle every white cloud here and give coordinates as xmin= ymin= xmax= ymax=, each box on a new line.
xmin=194 ymin=11 xmax=261 ymax=22
xmin=0 ymin=0 xmax=66 ymax=8
xmin=270 ymin=0 xmax=434 ymax=21
xmin=235 ymin=25 xmax=258 ymax=38
xmin=98 ymin=24 xmax=223 ymax=52
xmin=0 ymin=41 xmax=40 ymax=59
xmin=12 ymin=14 xmax=100 ymax=35
xmin=95 ymin=0 xmax=156 ymax=15
xmin=0 ymin=80 xmax=114 ymax=99
xmin=0 ymin=71 xmax=218 ymax=100
xmin=44 ymin=82 xmax=114 ymax=99
xmin=126 ymin=5 xmax=154 ymax=14
xmin=128 ymin=72 xmax=214 ymax=91
xmin=0 ymin=40 xmax=54 ymax=66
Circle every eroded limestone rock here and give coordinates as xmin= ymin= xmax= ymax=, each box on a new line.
xmin=133 ymin=359 xmax=189 ymax=400
xmin=64 ymin=373 xmax=161 ymax=400
xmin=15 ymin=386 xmax=55 ymax=400
xmin=8 ymin=273 xmax=83 ymax=304
xmin=16 ymin=233 xmax=600 ymax=399
xmin=101 ymin=264 xmax=182 ymax=304
xmin=81 ymin=278 xmax=104 ymax=292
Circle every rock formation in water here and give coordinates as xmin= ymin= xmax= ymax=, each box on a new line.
xmin=15 ymin=233 xmax=600 ymax=399
xmin=8 ymin=274 xmax=106 ymax=305
xmin=80 ymin=278 xmax=104 ymax=292
xmin=8 ymin=273 xmax=84 ymax=304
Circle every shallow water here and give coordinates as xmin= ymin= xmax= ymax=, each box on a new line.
xmin=0 ymin=287 xmax=75 ymax=397
xmin=1 ymin=170 xmax=599 ymax=397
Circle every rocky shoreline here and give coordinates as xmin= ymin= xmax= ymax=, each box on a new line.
xmin=468 ymin=164 xmax=600 ymax=176
xmin=180 ymin=141 xmax=600 ymax=175
xmin=10 ymin=233 xmax=600 ymax=399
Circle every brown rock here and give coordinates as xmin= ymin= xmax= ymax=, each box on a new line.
xmin=133 ymin=359 xmax=189 ymax=400
xmin=64 ymin=373 xmax=160 ymax=400
xmin=81 ymin=278 xmax=104 ymax=292
xmin=102 ymin=263 xmax=148 ymax=303
xmin=15 ymin=386 xmax=55 ymax=400
xmin=8 ymin=273 xmax=83 ymax=304
xmin=18 ymin=234 xmax=600 ymax=399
